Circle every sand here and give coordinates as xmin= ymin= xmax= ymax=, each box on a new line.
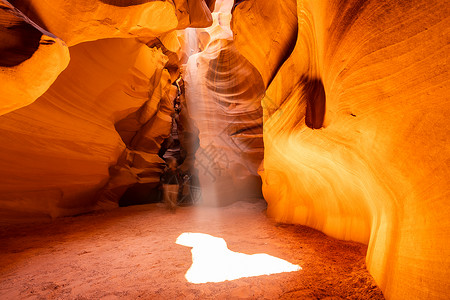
xmin=0 ymin=200 xmax=384 ymax=299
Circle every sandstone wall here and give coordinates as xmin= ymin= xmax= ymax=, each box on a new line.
xmin=232 ymin=0 xmax=449 ymax=298
xmin=0 ymin=38 xmax=171 ymax=220
xmin=0 ymin=0 xmax=216 ymax=220
xmin=0 ymin=0 xmax=69 ymax=115
xmin=183 ymin=2 xmax=265 ymax=205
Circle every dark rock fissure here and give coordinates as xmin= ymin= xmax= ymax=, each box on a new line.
xmin=304 ymin=78 xmax=326 ymax=129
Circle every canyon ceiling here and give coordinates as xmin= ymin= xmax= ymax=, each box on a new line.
xmin=0 ymin=0 xmax=449 ymax=299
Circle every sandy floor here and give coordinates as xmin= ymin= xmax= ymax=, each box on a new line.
xmin=0 ymin=201 xmax=384 ymax=299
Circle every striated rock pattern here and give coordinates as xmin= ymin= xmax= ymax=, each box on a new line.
xmin=8 ymin=0 xmax=212 ymax=46
xmin=0 ymin=0 xmax=216 ymax=119
xmin=0 ymin=0 xmax=216 ymax=219
xmin=0 ymin=38 xmax=174 ymax=220
xmin=231 ymin=0 xmax=298 ymax=87
xmin=0 ymin=0 xmax=448 ymax=298
xmin=232 ymin=0 xmax=449 ymax=299
xmin=183 ymin=2 xmax=265 ymax=205
xmin=0 ymin=0 xmax=69 ymax=115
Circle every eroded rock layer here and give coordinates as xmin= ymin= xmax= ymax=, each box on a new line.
xmin=8 ymin=0 xmax=214 ymax=46
xmin=0 ymin=0 xmax=69 ymax=115
xmin=0 ymin=0 xmax=217 ymax=219
xmin=183 ymin=2 xmax=265 ymax=205
xmin=0 ymin=38 xmax=174 ymax=219
xmin=0 ymin=0 xmax=215 ymax=115
xmin=0 ymin=0 xmax=448 ymax=298
xmin=232 ymin=0 xmax=449 ymax=299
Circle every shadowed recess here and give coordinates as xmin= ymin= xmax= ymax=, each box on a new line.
xmin=99 ymin=0 xmax=164 ymax=7
xmin=231 ymin=0 xmax=246 ymax=12
xmin=0 ymin=3 xmax=42 ymax=67
xmin=304 ymin=78 xmax=326 ymax=129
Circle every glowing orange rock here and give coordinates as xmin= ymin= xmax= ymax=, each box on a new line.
xmin=0 ymin=0 xmax=69 ymax=116
xmin=0 ymin=0 xmax=215 ymax=214
xmin=10 ymin=0 xmax=215 ymax=46
xmin=183 ymin=3 xmax=265 ymax=205
xmin=233 ymin=0 xmax=450 ymax=298
xmin=231 ymin=0 xmax=298 ymax=87
xmin=10 ymin=0 xmax=178 ymax=46
xmin=0 ymin=38 xmax=173 ymax=219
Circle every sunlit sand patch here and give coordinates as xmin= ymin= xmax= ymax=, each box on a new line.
xmin=176 ymin=232 xmax=301 ymax=284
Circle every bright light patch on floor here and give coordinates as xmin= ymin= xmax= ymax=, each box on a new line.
xmin=176 ymin=232 xmax=302 ymax=284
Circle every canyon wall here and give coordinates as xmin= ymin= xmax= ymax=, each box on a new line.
xmin=0 ymin=38 xmax=172 ymax=220
xmin=0 ymin=0 xmax=69 ymax=115
xmin=0 ymin=0 xmax=215 ymax=220
xmin=232 ymin=0 xmax=449 ymax=299
xmin=0 ymin=0 xmax=448 ymax=298
xmin=183 ymin=0 xmax=265 ymax=205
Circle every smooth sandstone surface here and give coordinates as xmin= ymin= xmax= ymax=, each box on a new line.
xmin=0 ymin=0 xmax=214 ymax=118
xmin=232 ymin=0 xmax=449 ymax=299
xmin=9 ymin=0 xmax=216 ymax=46
xmin=183 ymin=3 xmax=265 ymax=205
xmin=0 ymin=38 xmax=173 ymax=220
xmin=9 ymin=0 xmax=178 ymax=46
xmin=0 ymin=0 xmax=448 ymax=299
xmin=231 ymin=0 xmax=298 ymax=87
xmin=0 ymin=0 xmax=69 ymax=115
xmin=0 ymin=0 xmax=215 ymax=217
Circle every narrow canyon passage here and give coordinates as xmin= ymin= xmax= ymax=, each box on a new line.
xmin=0 ymin=0 xmax=448 ymax=298
xmin=0 ymin=201 xmax=383 ymax=299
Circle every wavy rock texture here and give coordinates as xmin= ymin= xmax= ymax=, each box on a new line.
xmin=0 ymin=0 xmax=69 ymax=116
xmin=0 ymin=0 xmax=218 ymax=217
xmin=232 ymin=0 xmax=449 ymax=299
xmin=99 ymin=41 xmax=176 ymax=207
xmin=9 ymin=0 xmax=215 ymax=46
xmin=9 ymin=0 xmax=177 ymax=46
xmin=0 ymin=0 xmax=447 ymax=298
xmin=0 ymin=38 xmax=175 ymax=221
xmin=183 ymin=2 xmax=265 ymax=205
xmin=173 ymin=0 xmax=215 ymax=29
xmin=0 ymin=0 xmax=215 ymax=118
xmin=231 ymin=0 xmax=298 ymax=87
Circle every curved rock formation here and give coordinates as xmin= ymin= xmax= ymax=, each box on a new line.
xmin=0 ymin=0 xmax=216 ymax=217
xmin=183 ymin=3 xmax=265 ymax=205
xmin=0 ymin=0 xmax=448 ymax=298
xmin=0 ymin=38 xmax=174 ymax=220
xmin=0 ymin=0 xmax=69 ymax=116
xmin=9 ymin=0 xmax=215 ymax=46
xmin=231 ymin=0 xmax=298 ymax=87
xmin=9 ymin=0 xmax=178 ymax=46
xmin=232 ymin=0 xmax=449 ymax=298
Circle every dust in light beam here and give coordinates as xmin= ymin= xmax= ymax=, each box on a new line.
xmin=176 ymin=232 xmax=302 ymax=284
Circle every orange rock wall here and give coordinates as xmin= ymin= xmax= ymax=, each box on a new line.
xmin=232 ymin=0 xmax=449 ymax=299
xmin=1 ymin=0 xmax=215 ymax=116
xmin=0 ymin=0 xmax=216 ymax=219
xmin=0 ymin=38 xmax=173 ymax=220
xmin=183 ymin=1 xmax=265 ymax=205
xmin=0 ymin=0 xmax=448 ymax=298
xmin=0 ymin=0 xmax=69 ymax=115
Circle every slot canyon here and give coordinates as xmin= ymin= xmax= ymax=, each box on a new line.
xmin=0 ymin=0 xmax=448 ymax=299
